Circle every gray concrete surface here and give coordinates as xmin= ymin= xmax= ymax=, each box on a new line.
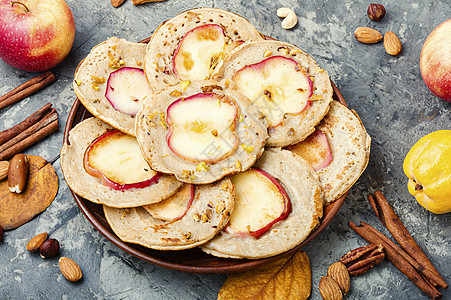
xmin=0 ymin=0 xmax=450 ymax=299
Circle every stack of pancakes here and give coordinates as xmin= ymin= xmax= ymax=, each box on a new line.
xmin=61 ymin=8 xmax=370 ymax=259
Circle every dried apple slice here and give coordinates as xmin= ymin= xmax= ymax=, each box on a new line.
xmin=227 ymin=168 xmax=291 ymax=239
xmin=173 ymin=24 xmax=233 ymax=81
xmin=105 ymin=67 xmax=153 ymax=116
xmin=286 ymin=129 xmax=332 ymax=171
xmin=143 ymin=184 xmax=194 ymax=222
xmin=232 ymin=56 xmax=312 ymax=127
xmin=166 ymin=93 xmax=239 ymax=162
xmin=84 ymin=130 xmax=159 ymax=190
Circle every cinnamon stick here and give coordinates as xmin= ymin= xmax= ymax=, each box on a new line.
xmin=0 ymin=103 xmax=52 ymax=145
xmin=0 ymin=118 xmax=58 ymax=161
xmin=350 ymin=221 xmax=442 ymax=299
xmin=363 ymin=219 xmax=445 ymax=288
xmin=0 ymin=71 xmax=56 ymax=110
xmin=369 ymin=191 xmax=447 ymax=289
xmin=0 ymin=109 xmax=57 ymax=154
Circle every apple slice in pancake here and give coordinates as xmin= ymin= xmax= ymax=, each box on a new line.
xmin=105 ymin=67 xmax=153 ymax=116
xmin=60 ymin=117 xmax=182 ymax=208
xmin=84 ymin=130 xmax=160 ymax=190
xmin=233 ymin=56 xmax=313 ymax=127
xmin=166 ymin=93 xmax=238 ymax=162
xmin=173 ymin=24 xmax=242 ymax=81
xmin=135 ymin=80 xmax=268 ymax=184
xmin=201 ymin=148 xmax=323 ymax=259
xmin=226 ymin=169 xmax=291 ymax=239
xmin=143 ymin=184 xmax=194 ymax=222
xmin=217 ymin=40 xmax=333 ymax=147
xmin=286 ymin=129 xmax=332 ymax=171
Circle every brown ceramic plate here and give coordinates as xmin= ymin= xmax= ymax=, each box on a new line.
xmin=64 ymin=75 xmax=347 ymax=273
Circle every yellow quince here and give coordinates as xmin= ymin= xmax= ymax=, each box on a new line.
xmin=403 ymin=130 xmax=451 ymax=214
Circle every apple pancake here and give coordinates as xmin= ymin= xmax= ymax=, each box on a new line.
xmin=144 ymin=8 xmax=264 ymax=92
xmin=286 ymin=101 xmax=371 ymax=204
xmin=60 ymin=117 xmax=182 ymax=208
xmin=214 ymin=40 xmax=333 ymax=147
xmin=201 ymin=148 xmax=323 ymax=259
xmin=74 ymin=37 xmax=153 ymax=136
xmin=135 ymin=80 xmax=268 ymax=184
xmin=103 ymin=178 xmax=234 ymax=250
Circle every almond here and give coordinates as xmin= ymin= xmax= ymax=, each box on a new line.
xmin=111 ymin=0 xmax=125 ymax=7
xmin=132 ymin=0 xmax=167 ymax=5
xmin=0 ymin=161 xmax=9 ymax=181
xmin=8 ymin=154 xmax=28 ymax=193
xmin=26 ymin=232 xmax=48 ymax=252
xmin=354 ymin=27 xmax=383 ymax=44
xmin=59 ymin=257 xmax=83 ymax=282
xmin=319 ymin=276 xmax=343 ymax=300
xmin=384 ymin=31 xmax=402 ymax=56
xmin=327 ymin=262 xmax=350 ymax=295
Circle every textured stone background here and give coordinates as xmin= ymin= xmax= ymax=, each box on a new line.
xmin=0 ymin=0 xmax=450 ymax=299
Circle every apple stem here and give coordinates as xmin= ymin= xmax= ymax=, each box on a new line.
xmin=10 ymin=1 xmax=29 ymax=12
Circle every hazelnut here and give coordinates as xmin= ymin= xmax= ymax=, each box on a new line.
xmin=367 ymin=3 xmax=386 ymax=22
xmin=39 ymin=238 xmax=60 ymax=258
xmin=0 ymin=225 xmax=4 ymax=242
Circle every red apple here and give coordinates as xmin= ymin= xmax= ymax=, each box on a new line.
xmin=0 ymin=0 xmax=75 ymax=72
xmin=84 ymin=130 xmax=161 ymax=191
xmin=420 ymin=19 xmax=451 ymax=103
xmin=226 ymin=168 xmax=291 ymax=239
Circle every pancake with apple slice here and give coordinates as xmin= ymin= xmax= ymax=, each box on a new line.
xmin=144 ymin=8 xmax=264 ymax=92
xmin=286 ymin=101 xmax=371 ymax=204
xmin=201 ymin=148 xmax=323 ymax=259
xmin=60 ymin=117 xmax=182 ymax=208
xmin=103 ymin=178 xmax=234 ymax=250
xmin=135 ymin=79 xmax=268 ymax=184
xmin=214 ymin=40 xmax=333 ymax=147
xmin=74 ymin=37 xmax=153 ymax=136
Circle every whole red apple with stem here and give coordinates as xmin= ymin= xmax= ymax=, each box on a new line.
xmin=420 ymin=19 xmax=451 ymax=103
xmin=0 ymin=0 xmax=75 ymax=72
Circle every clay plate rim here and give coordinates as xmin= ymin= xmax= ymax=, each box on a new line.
xmin=63 ymin=76 xmax=347 ymax=274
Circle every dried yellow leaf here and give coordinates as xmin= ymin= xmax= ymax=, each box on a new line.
xmin=218 ymin=251 xmax=311 ymax=300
